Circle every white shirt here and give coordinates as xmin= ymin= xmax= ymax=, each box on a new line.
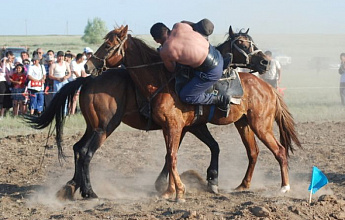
xmin=27 ymin=64 xmax=46 ymax=91
xmin=261 ymin=59 xmax=281 ymax=80
xmin=53 ymin=61 xmax=68 ymax=78
xmin=69 ymin=60 xmax=85 ymax=81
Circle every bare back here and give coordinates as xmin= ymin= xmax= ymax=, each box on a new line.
xmin=160 ymin=23 xmax=209 ymax=72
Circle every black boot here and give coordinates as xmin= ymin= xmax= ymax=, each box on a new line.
xmin=213 ymin=95 xmax=230 ymax=114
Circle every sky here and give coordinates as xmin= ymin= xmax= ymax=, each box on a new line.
xmin=0 ymin=0 xmax=344 ymax=36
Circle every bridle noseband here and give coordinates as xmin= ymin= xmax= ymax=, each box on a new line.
xmin=230 ymin=34 xmax=262 ymax=66
xmin=91 ymin=35 xmax=128 ymax=74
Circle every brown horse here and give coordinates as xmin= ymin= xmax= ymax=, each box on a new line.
xmin=25 ymin=26 xmax=270 ymax=201
xmin=84 ymin=25 xmax=301 ymax=202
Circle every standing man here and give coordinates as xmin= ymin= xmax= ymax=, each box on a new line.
xmin=49 ymin=51 xmax=71 ymax=94
xmin=27 ymin=55 xmax=46 ymax=116
xmin=260 ymin=50 xmax=282 ymax=89
xmin=68 ymin=53 xmax=86 ymax=114
xmin=338 ymin=53 xmax=345 ymax=105
xmin=157 ymin=22 xmax=228 ymax=110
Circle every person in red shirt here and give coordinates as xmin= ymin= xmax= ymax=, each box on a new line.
xmin=9 ymin=64 xmax=27 ymax=116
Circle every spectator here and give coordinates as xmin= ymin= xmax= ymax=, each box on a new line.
xmin=35 ymin=48 xmax=44 ymax=65
xmin=44 ymin=55 xmax=55 ymax=109
xmin=68 ymin=53 xmax=86 ymax=114
xmin=0 ymin=51 xmax=15 ymax=117
xmin=64 ymin=53 xmax=72 ymax=65
xmin=27 ymin=55 xmax=46 ymax=116
xmin=20 ymin=51 xmax=30 ymax=64
xmin=45 ymin=50 xmax=55 ymax=64
xmin=49 ymin=51 xmax=71 ymax=95
xmin=338 ymin=53 xmax=345 ymax=105
xmin=0 ymin=59 xmax=12 ymax=119
xmin=260 ymin=50 xmax=282 ymax=89
xmin=9 ymin=64 xmax=27 ymax=116
xmin=83 ymin=47 xmax=93 ymax=64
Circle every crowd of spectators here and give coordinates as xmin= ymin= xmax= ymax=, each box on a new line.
xmin=0 ymin=47 xmax=94 ymax=119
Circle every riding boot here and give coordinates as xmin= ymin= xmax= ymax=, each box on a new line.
xmin=212 ymin=95 xmax=230 ymax=117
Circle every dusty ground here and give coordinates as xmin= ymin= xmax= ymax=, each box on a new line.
xmin=0 ymin=121 xmax=345 ymax=219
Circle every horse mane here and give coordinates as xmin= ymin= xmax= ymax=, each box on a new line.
xmin=129 ymin=36 xmax=162 ymax=64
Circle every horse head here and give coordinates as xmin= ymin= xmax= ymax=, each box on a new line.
xmin=217 ymin=26 xmax=269 ymax=74
xmin=85 ymin=25 xmax=129 ymax=76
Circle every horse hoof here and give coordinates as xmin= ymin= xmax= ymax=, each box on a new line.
xmin=207 ymin=183 xmax=219 ymax=194
xmin=235 ymin=185 xmax=249 ymax=191
xmin=82 ymin=192 xmax=98 ymax=199
xmin=161 ymin=192 xmax=172 ymax=200
xmin=56 ymin=185 xmax=75 ymax=201
xmin=280 ymin=185 xmax=290 ymax=193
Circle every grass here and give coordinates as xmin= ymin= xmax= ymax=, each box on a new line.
xmin=1 ymin=33 xmax=345 ymax=137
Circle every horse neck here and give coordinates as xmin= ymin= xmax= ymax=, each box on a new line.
xmin=124 ymin=38 xmax=171 ymax=98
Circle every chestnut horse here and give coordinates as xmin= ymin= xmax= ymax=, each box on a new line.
xmin=26 ymin=25 xmax=272 ymax=201
xmin=83 ymin=25 xmax=301 ymax=202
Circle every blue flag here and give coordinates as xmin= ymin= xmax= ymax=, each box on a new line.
xmin=308 ymin=166 xmax=329 ymax=194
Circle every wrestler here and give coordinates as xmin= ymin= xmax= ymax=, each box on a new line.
xmin=159 ymin=22 xmax=229 ymax=110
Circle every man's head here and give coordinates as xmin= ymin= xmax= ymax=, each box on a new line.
xmin=150 ymin=22 xmax=170 ymax=45
xmin=76 ymin=53 xmax=84 ymax=63
xmin=21 ymin=51 xmax=29 ymax=60
xmin=36 ymin=48 xmax=44 ymax=59
xmin=264 ymin=51 xmax=272 ymax=60
xmin=5 ymin=51 xmax=14 ymax=62
xmin=340 ymin=53 xmax=345 ymax=62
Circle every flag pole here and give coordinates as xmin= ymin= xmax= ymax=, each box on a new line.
xmin=309 ymin=166 xmax=314 ymax=205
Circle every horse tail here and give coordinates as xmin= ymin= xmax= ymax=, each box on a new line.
xmin=25 ymin=76 xmax=92 ymax=162
xmin=274 ymin=90 xmax=302 ymax=157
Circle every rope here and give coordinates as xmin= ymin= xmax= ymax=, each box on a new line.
xmin=126 ymin=61 xmax=164 ymax=69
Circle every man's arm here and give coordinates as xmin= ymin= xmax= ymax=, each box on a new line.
xmin=160 ymin=48 xmax=176 ymax=72
xmin=276 ymin=60 xmax=282 ymax=84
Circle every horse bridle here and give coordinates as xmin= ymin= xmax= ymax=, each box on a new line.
xmin=230 ymin=34 xmax=262 ymax=66
xmin=90 ymin=35 xmax=128 ymax=74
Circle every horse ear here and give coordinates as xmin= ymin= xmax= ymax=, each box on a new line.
xmin=245 ymin=28 xmax=249 ymax=34
xmin=229 ymin=26 xmax=235 ymax=38
xmin=123 ymin=25 xmax=128 ymax=34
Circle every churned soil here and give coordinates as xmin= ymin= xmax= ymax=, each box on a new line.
xmin=0 ymin=121 xmax=345 ymax=219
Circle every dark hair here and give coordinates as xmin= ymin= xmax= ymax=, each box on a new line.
xmin=15 ymin=63 xmax=24 ymax=73
xmin=76 ymin=53 xmax=83 ymax=60
xmin=150 ymin=22 xmax=170 ymax=40
xmin=5 ymin=51 xmax=14 ymax=57
xmin=32 ymin=51 xmax=38 ymax=57
xmin=65 ymin=53 xmax=72 ymax=58
xmin=23 ymin=59 xmax=30 ymax=65
xmin=340 ymin=53 xmax=345 ymax=58
xmin=47 ymin=49 xmax=54 ymax=54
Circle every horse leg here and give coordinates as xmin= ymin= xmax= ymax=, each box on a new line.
xmin=79 ymin=128 xmax=107 ymax=199
xmin=161 ymin=127 xmax=185 ymax=202
xmin=249 ymin=117 xmax=290 ymax=193
xmin=56 ymin=128 xmax=92 ymax=200
xmin=234 ymin=117 xmax=259 ymax=191
xmin=187 ymin=124 xmax=220 ymax=193
xmin=155 ymin=130 xmax=186 ymax=194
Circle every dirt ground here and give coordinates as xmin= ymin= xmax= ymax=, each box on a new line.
xmin=0 ymin=121 xmax=345 ymax=219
